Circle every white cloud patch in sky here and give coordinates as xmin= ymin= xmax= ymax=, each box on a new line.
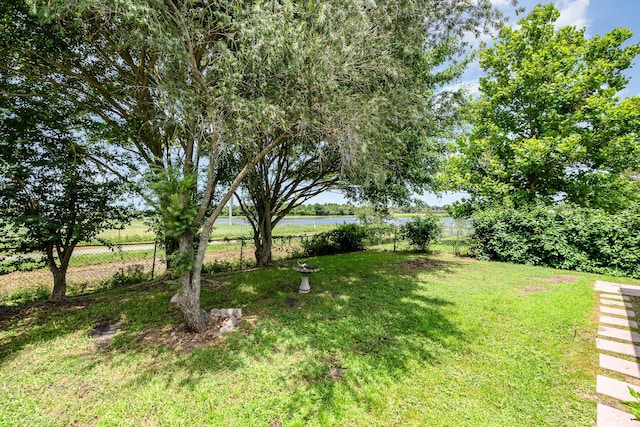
xmin=555 ymin=0 xmax=590 ymax=29
xmin=442 ymin=80 xmax=481 ymax=98
xmin=491 ymin=0 xmax=516 ymax=7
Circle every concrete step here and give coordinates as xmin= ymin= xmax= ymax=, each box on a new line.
xmin=600 ymin=326 xmax=640 ymax=344
xmin=601 ymin=306 xmax=637 ymax=318
xmin=601 ymin=293 xmax=632 ymax=302
xmin=600 ymin=354 xmax=640 ymax=379
xmin=597 ymin=339 xmax=640 ymax=358
xmin=601 ymin=316 xmax=639 ymax=329
xmin=597 ymin=403 xmax=640 ymax=427
xmin=602 ymin=299 xmax=634 ymax=308
xmin=597 ymin=375 xmax=640 ymax=401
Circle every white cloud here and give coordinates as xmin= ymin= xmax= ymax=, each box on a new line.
xmin=555 ymin=0 xmax=590 ymax=29
xmin=491 ymin=0 xmax=516 ymax=8
xmin=442 ymin=80 xmax=481 ymax=97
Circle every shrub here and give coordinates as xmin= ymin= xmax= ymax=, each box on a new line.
xmin=401 ymin=215 xmax=442 ymax=251
xmin=102 ymin=264 xmax=151 ymax=289
xmin=202 ymin=260 xmax=240 ymax=274
xmin=303 ymin=223 xmax=366 ymax=256
xmin=470 ymin=203 xmax=640 ymax=278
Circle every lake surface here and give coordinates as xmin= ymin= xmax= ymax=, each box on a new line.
xmin=215 ymin=216 xmax=455 ymax=226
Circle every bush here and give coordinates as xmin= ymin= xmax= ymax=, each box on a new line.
xmin=470 ymin=203 xmax=640 ymax=278
xmin=401 ymin=215 xmax=442 ymax=251
xmin=303 ymin=223 xmax=366 ymax=256
xmin=202 ymin=260 xmax=240 ymax=274
xmin=101 ymin=264 xmax=151 ymax=289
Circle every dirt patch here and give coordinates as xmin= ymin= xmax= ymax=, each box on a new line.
xmin=520 ymin=285 xmax=550 ymax=296
xmin=328 ymin=366 xmax=347 ymax=381
xmin=138 ymin=317 xmax=227 ymax=354
xmin=284 ymin=298 xmax=302 ymax=309
xmin=542 ymin=275 xmax=578 ymax=284
xmin=91 ymin=319 xmax=123 ymax=349
xmin=398 ymin=258 xmax=446 ymax=270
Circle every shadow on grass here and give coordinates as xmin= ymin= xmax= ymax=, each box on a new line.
xmin=1 ymin=251 xmax=467 ymax=420
xmin=0 ymin=279 xmax=182 ymax=364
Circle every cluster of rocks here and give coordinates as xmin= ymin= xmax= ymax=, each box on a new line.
xmin=211 ymin=308 xmax=242 ymax=334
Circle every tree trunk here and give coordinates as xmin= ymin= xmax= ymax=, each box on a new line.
xmin=253 ymin=205 xmax=273 ymax=266
xmin=170 ymin=233 xmax=211 ymax=332
xmin=50 ymin=267 xmax=68 ymax=302
xmin=46 ymin=245 xmax=72 ymax=302
xmin=164 ymin=235 xmax=179 ymax=269
xmin=254 ymin=226 xmax=273 ymax=266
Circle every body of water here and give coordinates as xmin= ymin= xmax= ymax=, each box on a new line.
xmin=215 ymin=216 xmax=455 ymax=226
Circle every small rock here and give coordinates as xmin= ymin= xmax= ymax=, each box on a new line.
xmin=284 ymin=298 xmax=301 ymax=309
xmin=220 ymin=317 xmax=238 ymax=334
xmin=210 ymin=308 xmax=242 ymax=318
xmin=328 ymin=366 xmax=347 ymax=380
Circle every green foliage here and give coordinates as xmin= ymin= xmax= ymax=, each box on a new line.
xmin=303 ymin=223 xmax=366 ymax=256
xmin=402 ymin=215 xmax=443 ymax=251
xmin=100 ymin=265 xmax=151 ymax=290
xmin=624 ymin=387 xmax=640 ymax=421
xmin=470 ymin=203 xmax=640 ymax=278
xmin=0 ymin=284 xmax=49 ymax=306
xmin=287 ymin=203 xmax=356 ymax=217
xmin=202 ymin=260 xmax=241 ymax=274
xmin=446 ymin=4 xmax=640 ymax=213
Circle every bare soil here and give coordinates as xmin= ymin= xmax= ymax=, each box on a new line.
xmin=137 ymin=317 xmax=227 ymax=354
xmin=542 ymin=274 xmax=578 ymax=284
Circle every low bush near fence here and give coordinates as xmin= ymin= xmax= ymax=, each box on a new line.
xmin=402 ymin=215 xmax=443 ymax=251
xmin=303 ymin=223 xmax=367 ymax=256
xmin=471 ymin=203 xmax=640 ymax=278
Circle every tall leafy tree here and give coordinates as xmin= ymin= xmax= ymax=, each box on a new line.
xmin=446 ymin=4 xmax=640 ymax=214
xmin=0 ymin=88 xmax=135 ymax=301
xmin=4 ymin=0 xmax=505 ymax=330
xmin=236 ymin=137 xmax=342 ymax=266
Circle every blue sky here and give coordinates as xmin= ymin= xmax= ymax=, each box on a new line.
xmin=310 ymin=0 xmax=640 ymax=206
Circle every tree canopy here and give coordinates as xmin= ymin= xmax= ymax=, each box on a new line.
xmin=3 ymin=0 xmax=506 ymax=330
xmin=0 ymin=84 xmax=135 ymax=300
xmin=445 ymin=4 xmax=640 ymax=215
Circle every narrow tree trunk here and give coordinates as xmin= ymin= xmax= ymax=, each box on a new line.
xmin=46 ymin=245 xmax=71 ymax=302
xmin=170 ymin=233 xmax=211 ymax=332
xmin=254 ymin=205 xmax=273 ymax=266
xmin=254 ymin=226 xmax=273 ymax=266
xmin=50 ymin=267 xmax=68 ymax=302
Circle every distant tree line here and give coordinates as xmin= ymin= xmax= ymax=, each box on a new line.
xmin=220 ymin=202 xmax=449 ymax=218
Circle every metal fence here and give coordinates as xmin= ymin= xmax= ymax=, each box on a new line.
xmin=0 ymin=222 xmax=473 ymax=302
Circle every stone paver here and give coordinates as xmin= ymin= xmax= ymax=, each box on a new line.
xmin=601 ymin=293 xmax=631 ymax=302
xmin=600 ymin=354 xmax=640 ymax=379
xmin=597 ymin=404 xmax=640 ymax=427
xmin=597 ymin=375 xmax=640 ymax=401
xmin=596 ymin=282 xmax=640 ymax=427
xmin=622 ymin=289 xmax=640 ymax=297
xmin=596 ymin=280 xmax=640 ymax=292
xmin=599 ymin=326 xmax=640 ymax=343
xmin=601 ymin=305 xmax=637 ymax=318
xmin=602 ymin=298 xmax=634 ymax=308
xmin=601 ymin=316 xmax=639 ymax=329
xmin=597 ymin=338 xmax=640 ymax=358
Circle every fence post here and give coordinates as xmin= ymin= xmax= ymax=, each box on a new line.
xmin=151 ymin=239 xmax=157 ymax=280
xmin=393 ymin=225 xmax=397 ymax=252
xmin=240 ymin=238 xmax=244 ymax=270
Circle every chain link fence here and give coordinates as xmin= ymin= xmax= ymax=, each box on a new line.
xmin=1 ymin=221 xmax=473 ymax=303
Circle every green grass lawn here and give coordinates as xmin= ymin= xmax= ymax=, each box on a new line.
xmin=0 ymin=251 xmax=627 ymax=426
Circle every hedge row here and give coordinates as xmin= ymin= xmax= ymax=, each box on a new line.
xmin=470 ymin=203 xmax=640 ymax=278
